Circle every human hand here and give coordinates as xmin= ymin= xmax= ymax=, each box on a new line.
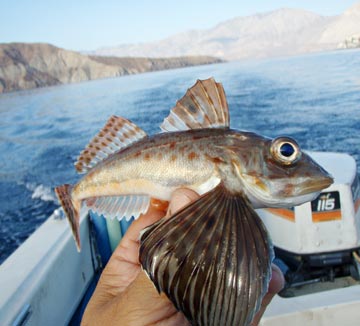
xmin=81 ymin=189 xmax=284 ymax=326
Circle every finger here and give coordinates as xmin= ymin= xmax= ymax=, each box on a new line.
xmin=112 ymin=202 xmax=165 ymax=263
xmin=114 ymin=271 xmax=189 ymax=326
xmin=267 ymin=264 xmax=285 ymax=294
xmin=94 ymin=203 xmax=166 ymax=301
xmin=83 ymin=272 xmax=190 ymax=326
xmin=117 ymin=188 xmax=199 ymax=258
xmin=251 ymin=264 xmax=285 ymax=326
xmin=155 ymin=311 xmax=190 ymax=326
xmin=92 ymin=190 xmax=200 ymax=318
xmin=110 ymin=189 xmax=199 ymax=272
xmin=166 ymin=188 xmax=200 ymax=218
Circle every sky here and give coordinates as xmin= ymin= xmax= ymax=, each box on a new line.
xmin=1 ymin=0 xmax=358 ymax=51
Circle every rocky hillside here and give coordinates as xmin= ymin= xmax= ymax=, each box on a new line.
xmin=94 ymin=2 xmax=360 ymax=60
xmin=90 ymin=55 xmax=222 ymax=74
xmin=0 ymin=43 xmax=222 ymax=93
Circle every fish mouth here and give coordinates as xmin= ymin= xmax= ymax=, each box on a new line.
xmin=298 ymin=175 xmax=334 ymax=195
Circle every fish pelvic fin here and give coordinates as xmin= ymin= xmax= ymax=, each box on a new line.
xmin=85 ymin=194 xmax=150 ymax=221
xmin=140 ymin=183 xmax=273 ymax=326
xmin=161 ymin=78 xmax=230 ymax=132
xmin=55 ymin=184 xmax=81 ymax=251
xmin=75 ymin=115 xmax=147 ymax=174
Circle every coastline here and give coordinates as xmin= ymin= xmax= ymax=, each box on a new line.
xmin=0 ymin=43 xmax=223 ymax=94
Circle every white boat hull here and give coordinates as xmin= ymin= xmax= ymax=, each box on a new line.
xmin=0 ymin=213 xmax=96 ymax=326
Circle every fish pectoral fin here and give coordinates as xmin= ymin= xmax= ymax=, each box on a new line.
xmin=139 ymin=183 xmax=273 ymax=326
xmin=75 ymin=116 xmax=147 ymax=174
xmin=55 ymin=184 xmax=81 ymax=251
xmin=160 ymin=78 xmax=230 ymax=132
xmin=85 ymin=195 xmax=150 ymax=221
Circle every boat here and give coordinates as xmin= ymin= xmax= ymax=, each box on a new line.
xmin=258 ymin=151 xmax=360 ymax=325
xmin=0 ymin=151 xmax=359 ymax=325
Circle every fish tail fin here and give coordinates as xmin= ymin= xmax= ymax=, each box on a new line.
xmin=55 ymin=184 xmax=81 ymax=251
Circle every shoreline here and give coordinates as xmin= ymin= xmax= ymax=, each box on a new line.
xmin=0 ymin=43 xmax=223 ymax=94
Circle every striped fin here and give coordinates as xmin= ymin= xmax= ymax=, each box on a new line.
xmin=55 ymin=184 xmax=81 ymax=251
xmin=161 ymin=78 xmax=229 ymax=132
xmin=75 ymin=116 xmax=147 ymax=173
xmin=85 ymin=195 xmax=150 ymax=221
xmin=139 ymin=183 xmax=273 ymax=326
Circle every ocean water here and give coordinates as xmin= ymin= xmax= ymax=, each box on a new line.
xmin=0 ymin=49 xmax=359 ymax=264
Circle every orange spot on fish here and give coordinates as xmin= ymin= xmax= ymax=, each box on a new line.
xmin=179 ymin=145 xmax=188 ymax=154
xmin=169 ymin=142 xmax=176 ymax=150
xmin=170 ymin=154 xmax=177 ymax=161
xmin=144 ymin=153 xmax=151 ymax=161
xmin=157 ymin=153 xmax=163 ymax=159
xmin=188 ymin=152 xmax=198 ymax=160
xmin=284 ymin=183 xmax=294 ymax=196
xmin=207 ymin=154 xmax=224 ymax=164
xmin=212 ymin=157 xmax=223 ymax=164
xmin=254 ymin=177 xmax=267 ymax=191
xmin=246 ymin=170 xmax=258 ymax=177
xmin=86 ymin=198 xmax=96 ymax=206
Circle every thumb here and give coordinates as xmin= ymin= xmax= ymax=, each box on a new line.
xmin=114 ymin=189 xmax=199 ymax=325
xmin=166 ymin=188 xmax=200 ymax=218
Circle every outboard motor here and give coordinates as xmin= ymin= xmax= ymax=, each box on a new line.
xmin=258 ymin=152 xmax=360 ymax=294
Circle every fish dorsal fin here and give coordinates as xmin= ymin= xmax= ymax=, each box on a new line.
xmin=140 ymin=183 xmax=273 ymax=326
xmin=75 ymin=115 xmax=147 ymax=173
xmin=161 ymin=78 xmax=230 ymax=132
xmin=85 ymin=195 xmax=150 ymax=221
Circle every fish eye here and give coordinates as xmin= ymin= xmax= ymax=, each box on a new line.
xmin=270 ymin=137 xmax=301 ymax=165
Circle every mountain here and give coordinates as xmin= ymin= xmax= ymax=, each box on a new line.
xmin=93 ymin=3 xmax=360 ymax=60
xmin=319 ymin=3 xmax=360 ymax=45
xmin=0 ymin=43 xmax=222 ymax=93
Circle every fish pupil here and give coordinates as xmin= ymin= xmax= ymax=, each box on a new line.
xmin=280 ymin=143 xmax=295 ymax=157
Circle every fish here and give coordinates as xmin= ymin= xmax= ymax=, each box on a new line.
xmin=55 ymin=78 xmax=333 ymax=326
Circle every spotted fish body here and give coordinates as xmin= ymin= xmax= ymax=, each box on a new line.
xmin=55 ymin=78 xmax=333 ymax=326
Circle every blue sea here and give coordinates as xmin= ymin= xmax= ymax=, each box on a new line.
xmin=0 ymin=50 xmax=359 ymax=264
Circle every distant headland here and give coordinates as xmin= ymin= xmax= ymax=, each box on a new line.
xmin=0 ymin=43 xmax=223 ymax=94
